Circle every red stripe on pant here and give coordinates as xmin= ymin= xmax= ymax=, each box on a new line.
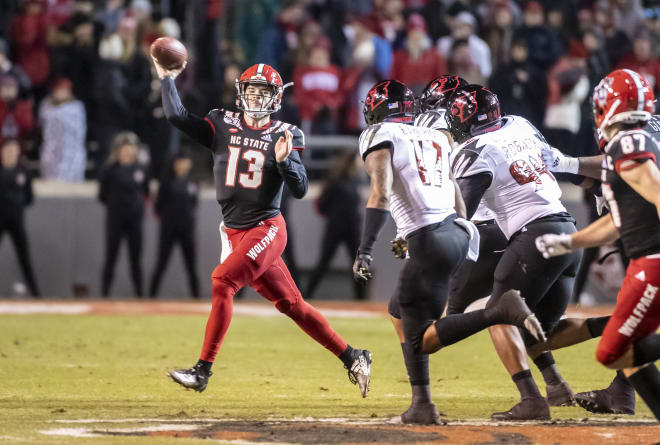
xmin=200 ymin=214 xmax=347 ymax=362
xmin=597 ymin=256 xmax=660 ymax=366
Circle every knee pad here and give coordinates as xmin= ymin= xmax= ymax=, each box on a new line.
xmin=388 ymin=295 xmax=401 ymax=319
xmin=211 ymin=275 xmax=239 ymax=301
xmin=275 ymin=295 xmax=301 ymax=315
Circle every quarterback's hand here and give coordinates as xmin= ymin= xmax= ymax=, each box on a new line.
xmin=542 ymin=146 xmax=579 ymax=174
xmin=352 ymin=251 xmax=373 ymax=283
xmin=535 ymin=233 xmax=573 ymax=258
xmin=275 ymin=129 xmax=293 ymax=163
xmin=391 ymin=237 xmax=408 ymax=259
xmin=152 ymin=56 xmax=187 ymax=80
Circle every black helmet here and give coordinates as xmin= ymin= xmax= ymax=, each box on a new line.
xmin=418 ymin=75 xmax=468 ymax=112
xmin=363 ymin=80 xmax=416 ymax=125
xmin=445 ymin=84 xmax=501 ymax=143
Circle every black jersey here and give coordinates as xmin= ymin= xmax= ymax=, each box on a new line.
xmin=98 ymin=163 xmax=149 ymax=216
xmin=644 ymin=114 xmax=660 ymax=139
xmin=601 ymin=128 xmax=660 ymax=258
xmin=161 ymin=77 xmax=308 ymax=229
xmin=0 ymin=164 xmax=32 ymax=212
xmin=204 ymin=109 xmax=307 ymax=228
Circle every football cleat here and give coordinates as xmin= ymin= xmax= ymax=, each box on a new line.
xmin=491 ymin=397 xmax=551 ymax=421
xmin=346 ymin=349 xmax=372 ymax=398
xmin=575 ymin=387 xmax=635 ymax=415
xmin=168 ymin=362 xmax=212 ymax=392
xmin=390 ymin=402 xmax=441 ymax=425
xmin=487 ymin=290 xmax=547 ymax=343
xmin=546 ymin=380 xmax=576 ymax=407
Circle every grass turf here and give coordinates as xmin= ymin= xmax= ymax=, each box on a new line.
xmin=0 ymin=313 xmax=652 ymax=444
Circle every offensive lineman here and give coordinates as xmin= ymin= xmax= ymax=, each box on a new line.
xmin=353 ymin=79 xmax=545 ymax=417
xmin=537 ymin=69 xmax=660 ymax=419
xmin=444 ymin=84 xmax=583 ymax=420
xmin=153 ymin=59 xmax=372 ymax=396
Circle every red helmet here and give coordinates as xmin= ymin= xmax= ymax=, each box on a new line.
xmin=235 ymin=64 xmax=292 ymax=118
xmin=592 ymin=69 xmax=655 ymax=144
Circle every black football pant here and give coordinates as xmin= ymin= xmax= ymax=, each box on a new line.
xmin=102 ymin=212 xmax=143 ymax=297
xmin=486 ymin=214 xmax=582 ymax=346
xmin=305 ymin=225 xmax=363 ymax=300
xmin=149 ymin=222 xmax=199 ymax=298
xmin=0 ymin=214 xmax=40 ymax=297
xmin=394 ymin=215 xmax=469 ymax=352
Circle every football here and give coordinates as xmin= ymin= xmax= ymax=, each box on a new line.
xmin=150 ymin=37 xmax=188 ymax=70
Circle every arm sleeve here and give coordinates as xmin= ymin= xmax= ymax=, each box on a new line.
xmin=290 ymin=124 xmax=305 ymax=151
xmin=277 ymin=149 xmax=308 ymax=199
xmin=161 ymin=77 xmax=214 ymax=149
xmin=456 ymin=172 xmax=492 ymax=220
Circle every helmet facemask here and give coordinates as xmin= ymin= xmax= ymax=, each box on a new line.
xmin=236 ymin=80 xmax=293 ymax=119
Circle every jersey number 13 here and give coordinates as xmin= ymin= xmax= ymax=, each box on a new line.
xmin=225 ymin=146 xmax=265 ymax=189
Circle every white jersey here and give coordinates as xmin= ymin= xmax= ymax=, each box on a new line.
xmin=359 ymin=122 xmax=455 ymax=238
xmin=415 ymin=109 xmax=497 ymax=223
xmin=451 ymin=116 xmax=566 ymax=239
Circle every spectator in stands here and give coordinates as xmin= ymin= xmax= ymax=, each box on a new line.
xmin=420 ymin=0 xmax=450 ymax=42
xmin=61 ymin=14 xmax=99 ymax=110
xmin=514 ymin=0 xmax=562 ymax=71
xmin=484 ymin=0 xmax=519 ymax=67
xmin=612 ymin=0 xmax=647 ymax=42
xmin=617 ymin=31 xmax=660 ymax=98
xmin=361 ymin=0 xmax=405 ymax=46
xmin=447 ymin=39 xmax=484 ymax=85
xmin=95 ymin=0 xmax=125 ymax=35
xmin=219 ymin=62 xmax=242 ymax=110
xmin=489 ymin=38 xmax=547 ymax=130
xmin=347 ymin=18 xmax=393 ymax=79
xmin=0 ymin=138 xmax=40 ymax=297
xmin=38 ymin=78 xmax=87 ymax=182
xmin=293 ymin=37 xmax=343 ymax=135
xmin=543 ymin=48 xmax=590 ymax=158
xmin=305 ymin=152 xmax=364 ymax=300
xmin=437 ymin=12 xmax=491 ymax=80
xmin=0 ymin=38 xmax=32 ymax=99
xmin=9 ymin=0 xmax=50 ymax=98
xmin=594 ymin=1 xmax=631 ymax=68
xmin=255 ymin=1 xmax=306 ymax=75
xmin=645 ymin=6 xmax=660 ymax=59
xmin=149 ymin=151 xmax=200 ymax=299
xmin=233 ymin=0 xmax=280 ymax=66
xmin=0 ymin=74 xmax=34 ymax=151
xmin=90 ymin=34 xmax=131 ymax=177
xmin=390 ymin=14 xmax=446 ymax=95
xmin=99 ymin=131 xmax=149 ymax=298
xmin=582 ymin=27 xmax=611 ymax=88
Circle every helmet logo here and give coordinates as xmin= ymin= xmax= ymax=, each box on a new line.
xmin=365 ymin=81 xmax=390 ymax=111
xmin=450 ymin=91 xmax=478 ymax=123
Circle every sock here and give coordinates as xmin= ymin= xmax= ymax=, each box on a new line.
xmin=533 ymin=351 xmax=562 ymax=385
xmin=512 ymin=369 xmax=543 ymax=400
xmin=196 ymin=359 xmax=212 ymax=375
xmin=434 ymin=310 xmax=489 ymax=347
xmin=401 ymin=342 xmax=430 ymax=386
xmin=283 ymin=299 xmax=348 ymax=357
xmin=411 ymin=384 xmax=432 ymax=405
xmin=627 ymin=364 xmax=660 ymax=420
xmin=586 ymin=316 xmax=610 ymax=338
xmin=633 ymin=334 xmax=660 ymax=367
xmin=339 ymin=345 xmax=356 ymax=368
xmin=199 ymin=276 xmax=236 ymax=362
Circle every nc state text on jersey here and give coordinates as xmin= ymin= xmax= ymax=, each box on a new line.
xmin=230 ymin=135 xmax=270 ymax=151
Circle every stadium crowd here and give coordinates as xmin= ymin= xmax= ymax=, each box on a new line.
xmin=1 ymin=0 xmax=659 ymax=298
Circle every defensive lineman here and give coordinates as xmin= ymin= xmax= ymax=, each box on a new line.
xmin=353 ymin=79 xmax=544 ymax=417
xmin=154 ymin=59 xmax=371 ymax=396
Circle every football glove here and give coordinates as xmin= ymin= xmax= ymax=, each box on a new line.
xmin=542 ymin=146 xmax=579 ymax=174
xmin=353 ymin=250 xmax=373 ymax=283
xmin=535 ymin=233 xmax=572 ymax=258
xmin=391 ymin=237 xmax=408 ymax=259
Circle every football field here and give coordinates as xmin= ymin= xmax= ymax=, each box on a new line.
xmin=0 ymin=301 xmax=657 ymax=445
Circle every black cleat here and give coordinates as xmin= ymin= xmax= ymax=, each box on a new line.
xmin=392 ymin=402 xmax=441 ymax=425
xmin=546 ymin=381 xmax=576 ymax=406
xmin=487 ymin=290 xmax=546 ymax=343
xmin=575 ymin=388 xmax=635 ymax=415
xmin=346 ymin=349 xmax=372 ymax=398
xmin=491 ymin=397 xmax=551 ymax=421
xmin=168 ymin=362 xmax=212 ymax=392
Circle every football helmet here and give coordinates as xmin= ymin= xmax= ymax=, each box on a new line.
xmin=418 ymin=75 xmax=468 ymax=112
xmin=235 ymin=64 xmax=293 ymax=118
xmin=445 ymin=84 xmax=501 ymax=143
xmin=363 ymin=80 xmax=416 ymax=125
xmin=592 ymin=69 xmax=654 ymax=145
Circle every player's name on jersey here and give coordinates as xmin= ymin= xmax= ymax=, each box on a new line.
xmin=229 ymin=135 xmax=271 ymax=151
xmin=500 ymin=136 xmax=545 ymax=160
xmin=396 ymin=124 xmax=444 ymax=140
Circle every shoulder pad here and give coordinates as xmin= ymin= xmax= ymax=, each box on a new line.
xmin=414 ymin=110 xmax=448 ymax=130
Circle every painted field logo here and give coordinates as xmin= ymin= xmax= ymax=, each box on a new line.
xmin=246 ymin=225 xmax=279 ymax=261
xmin=618 ymin=282 xmax=659 ymax=337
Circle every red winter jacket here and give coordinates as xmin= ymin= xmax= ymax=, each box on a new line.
xmin=0 ymin=100 xmax=35 ymax=143
xmin=10 ymin=12 xmax=51 ymax=86
xmin=293 ymin=65 xmax=344 ymax=121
